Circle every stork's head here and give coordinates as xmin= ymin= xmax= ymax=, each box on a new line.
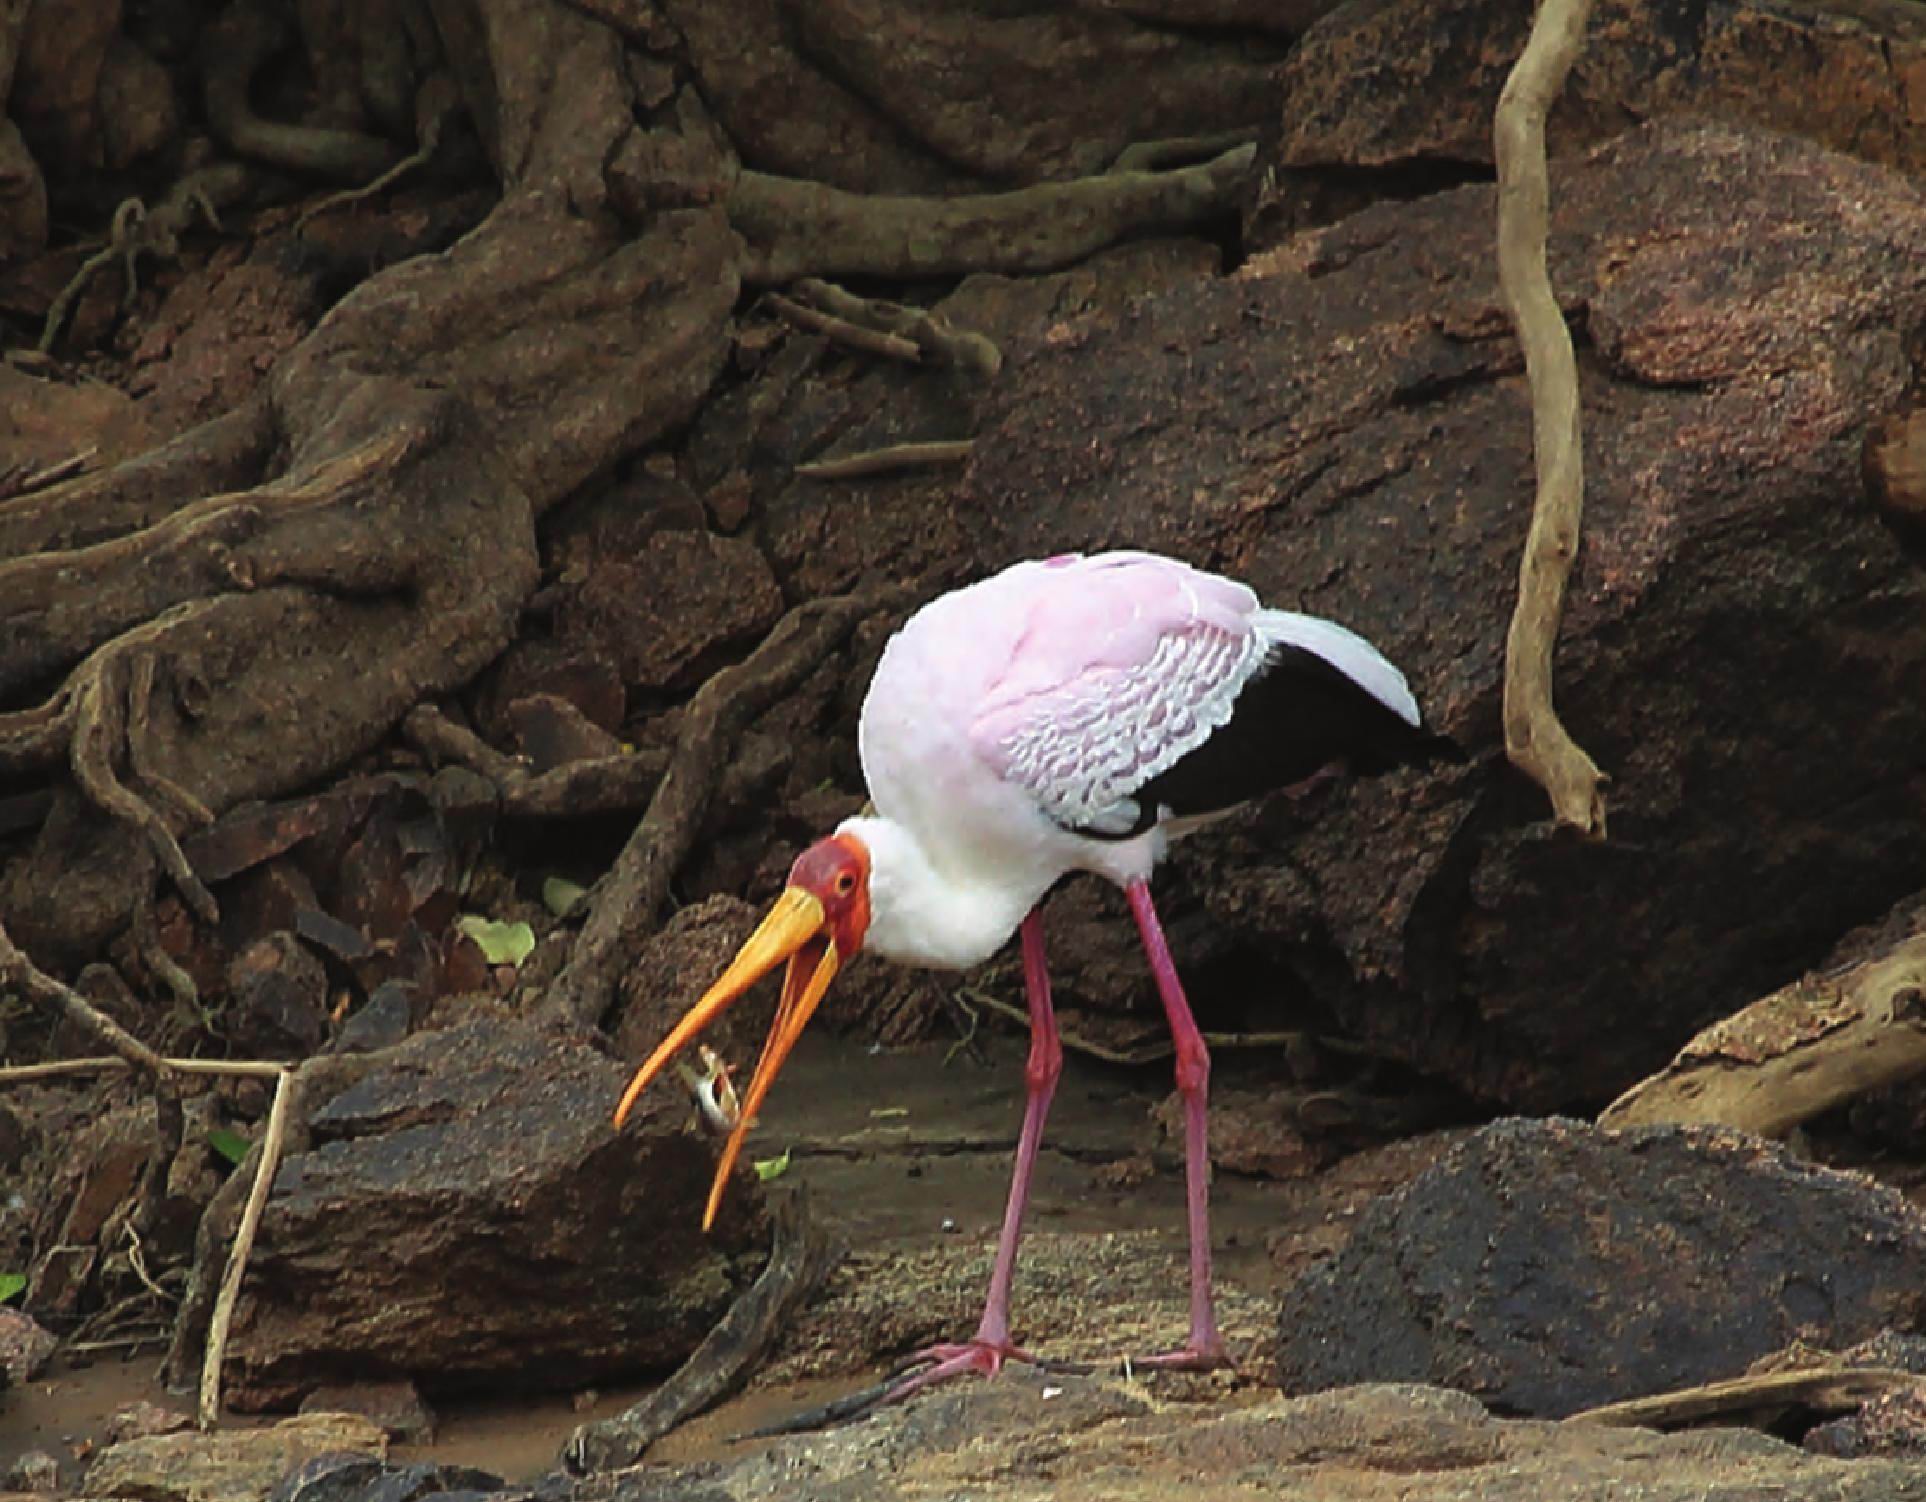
xmin=611 ymin=832 xmax=871 ymax=1229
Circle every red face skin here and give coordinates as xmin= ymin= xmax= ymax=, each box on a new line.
xmin=787 ymin=833 xmax=871 ymax=958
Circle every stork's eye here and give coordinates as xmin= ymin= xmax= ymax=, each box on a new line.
xmin=835 ymin=871 xmax=856 ymax=896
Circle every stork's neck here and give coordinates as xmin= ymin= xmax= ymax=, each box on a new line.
xmin=837 ymin=814 xmax=1047 ymax=971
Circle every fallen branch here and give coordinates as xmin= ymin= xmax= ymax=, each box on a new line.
xmin=1494 ymin=0 xmax=1608 ymax=838
xmin=562 ymin=1188 xmax=842 ymax=1472
xmin=0 ymin=918 xmax=167 ymax=1079
xmin=733 ymin=144 xmax=1255 ymax=284
xmin=541 ymin=587 xmax=907 ymax=1032
xmin=1599 ymin=934 xmax=1926 ymax=1136
xmin=796 ymin=441 xmax=973 ymax=481
xmin=198 ymin=1063 xmax=294 ymax=1429
xmin=1566 ymin=1366 xmax=1923 ymax=1430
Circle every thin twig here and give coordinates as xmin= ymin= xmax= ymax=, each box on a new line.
xmin=1494 ymin=0 xmax=1608 ymax=837
xmin=795 ymin=441 xmax=973 ymax=481
xmin=0 ymin=1055 xmax=287 ymax=1085
xmin=199 ymin=1064 xmax=294 ymax=1430
xmin=0 ymin=919 xmax=167 ymax=1079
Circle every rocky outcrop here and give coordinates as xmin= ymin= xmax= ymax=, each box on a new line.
xmin=1274 ymin=1119 xmax=1926 ymax=1415
xmin=215 ymin=1018 xmax=768 ymax=1410
xmin=964 ymin=120 xmax=1926 ymax=1109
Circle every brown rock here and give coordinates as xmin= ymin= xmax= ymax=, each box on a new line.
xmin=219 ymin=1018 xmax=767 ymax=1409
xmin=298 ymin=1380 xmax=437 ymax=1443
xmin=562 ymin=529 xmax=785 ymax=691
xmin=95 ymin=34 xmax=178 ymax=170
xmin=790 ymin=0 xmax=1284 ymax=182
xmin=506 ymin=693 xmax=625 ymax=772
xmin=28 ymin=1103 xmax=151 ymax=1316
xmin=968 ymin=121 xmax=1926 ymax=1109
xmin=1274 ymin=1119 xmax=1926 ymax=1416
xmin=226 ymin=932 xmax=330 ymax=1058
xmin=0 ymin=1308 xmax=57 ymax=1384
xmin=10 ymin=0 xmax=120 ymax=172
xmin=611 ymin=894 xmax=768 ymax=1072
xmin=103 ymin=1398 xmax=194 ymax=1444
xmin=0 ymin=120 xmax=48 ymax=265
xmin=83 ymin=1412 xmax=387 ymax=1502
xmin=1256 ymin=0 xmax=1926 ymax=242
xmin=0 ymin=366 xmax=155 ymax=478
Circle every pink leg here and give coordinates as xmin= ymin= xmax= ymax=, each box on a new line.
xmin=1125 ymin=880 xmax=1228 ymax=1369
xmin=882 ymin=907 xmax=1063 ymax=1402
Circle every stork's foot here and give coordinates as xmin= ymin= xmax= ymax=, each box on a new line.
xmin=750 ymin=1338 xmax=1040 ymax=1436
xmin=1120 ymin=1336 xmax=1232 ymax=1374
xmin=886 ymin=1336 xmax=1037 ymax=1398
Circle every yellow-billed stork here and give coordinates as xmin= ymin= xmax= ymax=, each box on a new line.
xmin=614 ymin=550 xmax=1451 ymax=1399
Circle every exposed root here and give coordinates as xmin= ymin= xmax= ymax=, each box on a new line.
xmin=564 ymin=1188 xmax=842 ymax=1471
xmin=0 ymin=446 xmax=96 ymax=502
xmin=134 ymin=892 xmax=201 ymax=1015
xmin=204 ymin=0 xmax=398 ymax=182
xmin=732 ymin=144 xmax=1255 ymax=284
xmin=1109 ymin=132 xmax=1258 ymax=174
xmin=1494 ymin=0 xmax=1608 ymax=837
xmin=69 ymin=652 xmax=218 ymax=927
xmin=795 ymin=440 xmax=974 ymax=481
xmin=541 ymin=586 xmax=910 ymax=1032
xmin=295 ymin=73 xmax=460 ymax=229
xmin=402 ymin=703 xmax=671 ymax=818
xmin=793 ymin=279 xmax=1001 ymax=377
xmin=766 ymin=292 xmax=922 ymax=364
xmin=38 ymin=168 xmax=250 ymax=354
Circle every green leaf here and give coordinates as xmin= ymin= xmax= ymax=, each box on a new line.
xmin=542 ymin=877 xmax=588 ymax=919
xmin=752 ymin=1149 xmax=791 ymax=1183
xmin=456 ymin=915 xmax=536 ymax=966
xmin=0 ymin=1272 xmax=25 ymax=1304
xmin=208 ymin=1127 xmax=251 ymax=1167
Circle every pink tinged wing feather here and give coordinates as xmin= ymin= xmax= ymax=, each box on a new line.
xmin=968 ymin=555 xmax=1269 ymax=828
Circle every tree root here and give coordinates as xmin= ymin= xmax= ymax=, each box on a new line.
xmin=38 ymin=167 xmax=255 ymax=354
xmin=1494 ymin=0 xmax=1608 ymax=837
xmin=204 ymin=0 xmax=399 ymax=182
xmin=401 ymin=704 xmax=671 ymax=819
xmin=1598 ymin=934 xmax=1926 ymax=1137
xmin=791 ymin=279 xmax=1002 ymax=377
xmin=795 ymin=440 xmax=974 ymax=481
xmin=295 ymin=73 xmax=460 ymax=229
xmin=563 ymin=1187 xmax=842 ymax=1471
xmin=0 ymin=446 xmax=95 ymax=502
xmin=731 ymin=143 xmax=1255 ymax=284
xmin=541 ymin=586 xmax=909 ymax=1033
xmin=766 ymin=292 xmax=922 ymax=364
xmin=69 ymin=649 xmax=218 ymax=926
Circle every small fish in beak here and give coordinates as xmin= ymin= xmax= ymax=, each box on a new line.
xmin=612 ymin=834 xmax=871 ymax=1229
xmin=673 ymin=1045 xmax=741 ymax=1134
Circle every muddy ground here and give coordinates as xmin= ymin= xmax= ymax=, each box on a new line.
xmin=2 ymin=1031 xmax=1460 ymax=1482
